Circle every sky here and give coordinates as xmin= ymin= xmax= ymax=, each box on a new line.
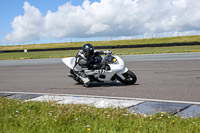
xmin=1 ymin=0 xmax=200 ymax=46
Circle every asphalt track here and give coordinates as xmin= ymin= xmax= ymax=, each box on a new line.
xmin=1 ymin=52 xmax=200 ymax=102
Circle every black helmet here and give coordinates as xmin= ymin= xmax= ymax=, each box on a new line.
xmin=82 ymin=43 xmax=94 ymax=60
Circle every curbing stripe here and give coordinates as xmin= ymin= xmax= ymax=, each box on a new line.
xmin=26 ymin=95 xmax=144 ymax=108
xmin=1 ymin=91 xmax=200 ymax=105
xmin=1 ymin=91 xmax=200 ymax=117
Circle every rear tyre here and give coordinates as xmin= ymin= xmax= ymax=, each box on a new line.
xmin=117 ymin=70 xmax=137 ymax=85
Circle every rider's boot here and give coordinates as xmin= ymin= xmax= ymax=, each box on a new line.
xmin=80 ymin=77 xmax=90 ymax=87
xmin=77 ymin=72 xmax=91 ymax=87
xmin=83 ymin=80 xmax=90 ymax=87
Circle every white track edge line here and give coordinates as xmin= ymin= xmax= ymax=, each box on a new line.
xmin=1 ymin=91 xmax=200 ymax=105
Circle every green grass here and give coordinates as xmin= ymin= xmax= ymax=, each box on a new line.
xmin=1 ymin=97 xmax=200 ymax=133
xmin=1 ymin=35 xmax=200 ymax=60
xmin=1 ymin=35 xmax=200 ymax=50
xmin=0 ymin=45 xmax=200 ymax=60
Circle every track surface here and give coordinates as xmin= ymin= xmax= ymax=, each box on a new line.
xmin=1 ymin=53 xmax=200 ymax=102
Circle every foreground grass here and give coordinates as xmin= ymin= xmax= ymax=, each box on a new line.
xmin=0 ymin=45 xmax=200 ymax=60
xmin=0 ymin=98 xmax=200 ymax=133
xmin=1 ymin=35 xmax=200 ymax=50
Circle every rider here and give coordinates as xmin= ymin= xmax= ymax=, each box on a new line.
xmin=73 ymin=43 xmax=111 ymax=87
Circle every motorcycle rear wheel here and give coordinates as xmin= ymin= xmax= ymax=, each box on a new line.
xmin=117 ymin=70 xmax=137 ymax=85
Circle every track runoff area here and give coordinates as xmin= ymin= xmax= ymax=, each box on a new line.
xmin=1 ymin=52 xmax=200 ymax=118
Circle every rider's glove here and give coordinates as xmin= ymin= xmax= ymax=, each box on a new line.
xmin=104 ymin=50 xmax=112 ymax=54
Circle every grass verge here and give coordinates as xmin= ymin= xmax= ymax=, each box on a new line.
xmin=1 ymin=97 xmax=200 ymax=133
xmin=0 ymin=45 xmax=200 ymax=60
xmin=1 ymin=35 xmax=200 ymax=51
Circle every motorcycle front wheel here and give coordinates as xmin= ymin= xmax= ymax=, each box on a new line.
xmin=116 ymin=70 xmax=137 ymax=85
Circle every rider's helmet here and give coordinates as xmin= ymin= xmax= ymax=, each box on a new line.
xmin=82 ymin=43 xmax=94 ymax=60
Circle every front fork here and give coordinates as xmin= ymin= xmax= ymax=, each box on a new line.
xmin=116 ymin=67 xmax=128 ymax=80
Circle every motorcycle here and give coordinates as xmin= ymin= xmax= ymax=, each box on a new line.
xmin=62 ymin=53 xmax=137 ymax=87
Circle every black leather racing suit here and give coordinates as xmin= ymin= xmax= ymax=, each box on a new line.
xmin=73 ymin=50 xmax=111 ymax=84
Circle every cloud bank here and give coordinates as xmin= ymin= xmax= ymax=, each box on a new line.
xmin=3 ymin=0 xmax=200 ymax=43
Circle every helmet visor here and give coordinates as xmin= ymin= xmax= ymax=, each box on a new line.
xmin=85 ymin=50 xmax=94 ymax=59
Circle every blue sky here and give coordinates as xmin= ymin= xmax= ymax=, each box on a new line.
xmin=0 ymin=0 xmax=100 ymax=45
xmin=1 ymin=0 xmax=200 ymax=46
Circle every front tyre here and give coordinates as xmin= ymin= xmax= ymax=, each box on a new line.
xmin=117 ymin=70 xmax=137 ymax=85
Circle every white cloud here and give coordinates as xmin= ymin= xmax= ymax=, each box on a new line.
xmin=3 ymin=0 xmax=200 ymax=43
xmin=87 ymin=23 xmax=109 ymax=34
xmin=4 ymin=2 xmax=43 ymax=43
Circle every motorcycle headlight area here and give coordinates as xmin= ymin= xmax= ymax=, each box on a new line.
xmin=104 ymin=55 xmax=118 ymax=64
xmin=106 ymin=57 xmax=118 ymax=64
xmin=112 ymin=57 xmax=118 ymax=64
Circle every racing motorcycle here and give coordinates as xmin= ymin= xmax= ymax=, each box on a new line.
xmin=62 ymin=53 xmax=137 ymax=87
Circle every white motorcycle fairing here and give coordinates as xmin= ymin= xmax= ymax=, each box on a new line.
xmin=62 ymin=57 xmax=75 ymax=70
xmin=62 ymin=54 xmax=137 ymax=86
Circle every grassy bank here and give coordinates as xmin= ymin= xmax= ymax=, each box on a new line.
xmin=1 ymin=35 xmax=200 ymax=51
xmin=0 ymin=45 xmax=200 ymax=60
xmin=0 ymin=97 xmax=200 ymax=133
